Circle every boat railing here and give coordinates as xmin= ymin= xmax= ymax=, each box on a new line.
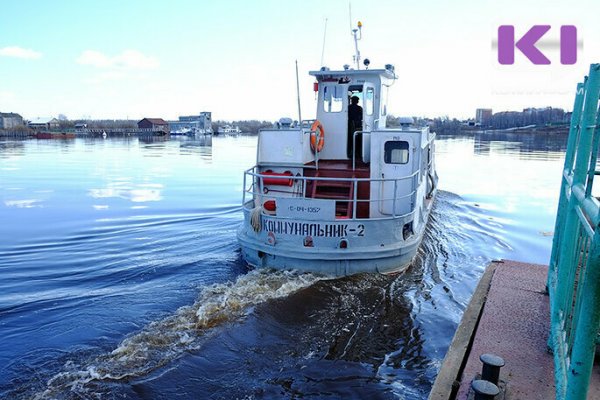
xmin=547 ymin=63 xmax=600 ymax=400
xmin=242 ymin=166 xmax=420 ymax=220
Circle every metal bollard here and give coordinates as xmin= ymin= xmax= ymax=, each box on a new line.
xmin=480 ymin=353 xmax=505 ymax=385
xmin=472 ymin=379 xmax=500 ymax=400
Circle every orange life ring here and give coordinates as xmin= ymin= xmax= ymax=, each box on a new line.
xmin=310 ymin=120 xmax=325 ymax=152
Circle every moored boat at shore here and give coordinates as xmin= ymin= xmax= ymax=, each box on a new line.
xmin=36 ymin=131 xmax=76 ymax=139
xmin=216 ymin=125 xmax=242 ymax=135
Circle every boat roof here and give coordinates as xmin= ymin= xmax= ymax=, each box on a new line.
xmin=309 ymin=68 xmax=396 ymax=81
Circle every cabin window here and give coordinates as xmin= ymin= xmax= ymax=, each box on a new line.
xmin=384 ymin=141 xmax=410 ymax=164
xmin=381 ymin=86 xmax=388 ymax=116
xmin=323 ymin=85 xmax=343 ymax=113
xmin=365 ymin=87 xmax=374 ymax=115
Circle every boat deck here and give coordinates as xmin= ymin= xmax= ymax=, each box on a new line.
xmin=429 ymin=260 xmax=600 ymax=400
xmin=303 ymin=159 xmax=371 ymax=218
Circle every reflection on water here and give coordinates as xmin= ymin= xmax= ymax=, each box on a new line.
xmin=0 ymin=132 xmax=566 ymax=399
xmin=469 ymin=131 xmax=567 ymax=160
xmin=0 ymin=141 xmax=25 ymax=158
xmin=89 ymin=183 xmax=164 ymax=203
xmin=174 ymin=136 xmax=213 ymax=160
xmin=436 ymin=132 xmax=565 ymax=266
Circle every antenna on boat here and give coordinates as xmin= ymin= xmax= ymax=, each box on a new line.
xmin=349 ymin=4 xmax=362 ymax=69
xmin=320 ymin=18 xmax=328 ymax=67
xmin=348 ymin=3 xmax=353 ymax=35
xmin=351 ymin=21 xmax=362 ymax=70
xmin=295 ymin=60 xmax=302 ymax=124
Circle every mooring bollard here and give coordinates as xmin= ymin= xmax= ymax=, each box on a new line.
xmin=472 ymin=379 xmax=500 ymax=400
xmin=480 ymin=353 xmax=505 ymax=385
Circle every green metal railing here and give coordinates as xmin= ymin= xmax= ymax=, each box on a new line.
xmin=548 ymin=63 xmax=600 ymax=400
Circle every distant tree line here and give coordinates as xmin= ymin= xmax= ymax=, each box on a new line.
xmin=386 ymin=107 xmax=570 ymax=134
xmin=57 ymin=119 xmax=138 ymax=129
xmin=429 ymin=117 xmax=463 ymax=134
xmin=387 ymin=115 xmax=463 ymax=134
xmin=487 ymin=107 xmax=569 ymax=129
xmin=52 ymin=118 xmax=274 ymax=133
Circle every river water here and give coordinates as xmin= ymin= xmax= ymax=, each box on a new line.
xmin=0 ymin=132 xmax=566 ymax=399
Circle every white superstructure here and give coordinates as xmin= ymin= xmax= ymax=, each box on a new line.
xmin=237 ymin=22 xmax=438 ymax=276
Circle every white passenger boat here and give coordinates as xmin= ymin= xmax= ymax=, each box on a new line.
xmin=217 ymin=125 xmax=242 ymax=135
xmin=237 ymin=23 xmax=438 ymax=276
xmin=170 ymin=127 xmax=193 ymax=135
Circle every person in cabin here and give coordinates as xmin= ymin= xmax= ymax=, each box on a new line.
xmin=348 ymin=95 xmax=363 ymax=159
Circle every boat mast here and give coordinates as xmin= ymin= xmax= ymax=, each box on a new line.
xmin=320 ymin=18 xmax=328 ymax=67
xmin=348 ymin=2 xmax=362 ymax=69
xmin=295 ymin=60 xmax=302 ymax=124
xmin=351 ymin=19 xmax=362 ymax=70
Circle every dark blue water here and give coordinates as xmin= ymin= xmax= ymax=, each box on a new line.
xmin=0 ymin=133 xmax=566 ymax=399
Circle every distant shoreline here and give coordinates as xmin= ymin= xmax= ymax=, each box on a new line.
xmin=0 ymin=123 xmax=570 ymax=139
xmin=434 ymin=125 xmax=569 ymax=136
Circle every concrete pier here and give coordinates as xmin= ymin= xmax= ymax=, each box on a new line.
xmin=429 ymin=260 xmax=600 ymax=400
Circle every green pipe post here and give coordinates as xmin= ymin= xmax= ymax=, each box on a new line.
xmin=566 ymin=236 xmax=600 ymax=398
xmin=554 ymin=67 xmax=600 ymax=314
xmin=548 ymin=81 xmax=586 ymax=290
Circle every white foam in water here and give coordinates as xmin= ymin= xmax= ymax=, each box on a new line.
xmin=33 ymin=268 xmax=324 ymax=399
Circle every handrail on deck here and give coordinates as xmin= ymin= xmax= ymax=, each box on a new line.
xmin=242 ymin=166 xmax=420 ymax=220
xmin=548 ymin=63 xmax=600 ymax=400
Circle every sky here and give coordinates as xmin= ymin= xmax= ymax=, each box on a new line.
xmin=0 ymin=0 xmax=598 ymax=122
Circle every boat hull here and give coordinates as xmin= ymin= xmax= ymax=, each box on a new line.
xmin=237 ymin=194 xmax=435 ymax=276
xmin=36 ymin=132 xmax=76 ymax=139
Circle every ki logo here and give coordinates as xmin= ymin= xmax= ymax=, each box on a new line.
xmin=498 ymin=25 xmax=577 ymax=65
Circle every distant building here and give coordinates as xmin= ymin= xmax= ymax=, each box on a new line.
xmin=29 ymin=117 xmax=60 ymax=130
xmin=0 ymin=112 xmax=24 ymax=129
xmin=475 ymin=108 xmax=493 ymax=126
xmin=138 ymin=118 xmax=169 ymax=132
xmin=169 ymin=112 xmax=212 ymax=133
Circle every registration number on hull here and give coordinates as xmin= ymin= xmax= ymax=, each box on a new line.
xmin=277 ymin=198 xmax=335 ymax=221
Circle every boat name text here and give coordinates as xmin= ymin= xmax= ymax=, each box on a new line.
xmin=262 ymin=220 xmax=365 ymax=238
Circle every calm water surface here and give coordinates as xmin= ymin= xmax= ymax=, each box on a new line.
xmin=0 ymin=133 xmax=566 ymax=399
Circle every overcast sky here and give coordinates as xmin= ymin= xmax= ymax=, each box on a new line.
xmin=1 ymin=0 xmax=598 ymax=121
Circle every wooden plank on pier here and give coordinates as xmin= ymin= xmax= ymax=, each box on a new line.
xmin=428 ymin=261 xmax=498 ymax=400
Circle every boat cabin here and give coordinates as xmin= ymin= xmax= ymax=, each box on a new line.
xmin=310 ymin=67 xmax=395 ymax=161
xmin=251 ymin=65 xmax=436 ymax=221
